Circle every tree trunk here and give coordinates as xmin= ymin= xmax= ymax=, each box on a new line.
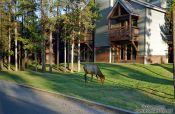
xmin=49 ymin=0 xmax=53 ymax=72
xmin=64 ymin=40 xmax=67 ymax=72
xmin=49 ymin=31 xmax=53 ymax=72
xmin=78 ymin=13 xmax=81 ymax=72
xmin=0 ymin=55 xmax=3 ymax=71
xmin=24 ymin=50 xmax=27 ymax=69
xmin=19 ymin=42 xmax=21 ymax=70
xmin=71 ymin=32 xmax=74 ymax=73
xmin=173 ymin=6 xmax=175 ymax=99
xmin=56 ymin=7 xmax=59 ymax=71
xmin=15 ymin=21 xmax=18 ymax=71
xmin=67 ymin=40 xmax=70 ymax=70
xmin=34 ymin=52 xmax=38 ymax=72
xmin=78 ymin=38 xmax=80 ymax=72
xmin=57 ymin=32 xmax=59 ymax=70
xmin=8 ymin=24 xmax=11 ymax=71
xmin=42 ymin=39 xmax=46 ymax=72
xmin=41 ymin=0 xmax=46 ymax=72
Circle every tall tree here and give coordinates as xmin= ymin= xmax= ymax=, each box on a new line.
xmin=172 ymin=0 xmax=175 ymax=99
xmin=166 ymin=0 xmax=175 ymax=99
xmin=54 ymin=0 xmax=61 ymax=70
xmin=173 ymin=5 xmax=175 ymax=99
xmin=73 ymin=0 xmax=100 ymax=72
xmin=17 ymin=0 xmax=41 ymax=71
xmin=40 ymin=0 xmax=46 ymax=72
xmin=0 ymin=0 xmax=15 ymax=70
xmin=49 ymin=0 xmax=53 ymax=72
xmin=0 ymin=0 xmax=9 ymax=70
xmin=12 ymin=0 xmax=19 ymax=71
xmin=4 ymin=0 xmax=13 ymax=71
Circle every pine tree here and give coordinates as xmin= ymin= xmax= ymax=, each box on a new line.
xmin=0 ymin=0 xmax=12 ymax=70
xmin=40 ymin=0 xmax=47 ymax=72
xmin=18 ymin=0 xmax=41 ymax=71
xmin=71 ymin=0 xmax=100 ymax=72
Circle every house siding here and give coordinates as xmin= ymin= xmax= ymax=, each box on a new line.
xmin=95 ymin=0 xmax=116 ymax=62
xmin=95 ymin=0 xmax=113 ymax=48
xmin=144 ymin=8 xmax=168 ymax=63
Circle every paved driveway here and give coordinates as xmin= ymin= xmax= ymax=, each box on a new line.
xmin=0 ymin=81 xmax=118 ymax=114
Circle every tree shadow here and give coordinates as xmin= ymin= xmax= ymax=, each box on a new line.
xmin=152 ymin=64 xmax=173 ymax=73
xmin=133 ymin=64 xmax=172 ymax=78
xmin=0 ymin=71 xmax=27 ymax=84
xmin=98 ymin=63 xmax=172 ymax=85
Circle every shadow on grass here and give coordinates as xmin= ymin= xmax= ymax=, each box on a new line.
xmin=98 ymin=63 xmax=172 ymax=85
xmin=0 ymin=71 xmax=27 ymax=84
xmin=133 ymin=64 xmax=172 ymax=78
xmin=152 ymin=64 xmax=173 ymax=73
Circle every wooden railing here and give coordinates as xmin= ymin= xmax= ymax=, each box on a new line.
xmin=109 ymin=26 xmax=139 ymax=42
xmin=80 ymin=32 xmax=92 ymax=43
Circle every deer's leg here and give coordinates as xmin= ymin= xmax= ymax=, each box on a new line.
xmin=84 ymin=73 xmax=87 ymax=83
xmin=100 ymin=78 xmax=104 ymax=85
xmin=96 ymin=75 xmax=98 ymax=80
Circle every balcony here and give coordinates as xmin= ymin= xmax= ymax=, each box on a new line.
xmin=109 ymin=26 xmax=139 ymax=42
xmin=80 ymin=32 xmax=92 ymax=43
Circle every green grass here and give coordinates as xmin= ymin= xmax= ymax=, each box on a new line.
xmin=0 ymin=63 xmax=175 ymax=113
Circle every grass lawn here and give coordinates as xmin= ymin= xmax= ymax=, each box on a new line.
xmin=0 ymin=63 xmax=175 ymax=113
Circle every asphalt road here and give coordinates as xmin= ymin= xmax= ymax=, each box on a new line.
xmin=0 ymin=81 xmax=117 ymax=114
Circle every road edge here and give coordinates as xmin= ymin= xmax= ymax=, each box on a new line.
xmin=1 ymin=80 xmax=139 ymax=114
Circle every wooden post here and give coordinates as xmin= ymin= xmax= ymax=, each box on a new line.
xmin=118 ymin=4 xmax=121 ymax=16
xmin=125 ymin=45 xmax=127 ymax=61
xmin=108 ymin=19 xmax=111 ymax=30
xmin=129 ymin=15 xmax=132 ymax=39
xmin=109 ymin=47 xmax=112 ymax=63
xmin=173 ymin=6 xmax=175 ymax=98
xmin=131 ymin=45 xmax=133 ymax=61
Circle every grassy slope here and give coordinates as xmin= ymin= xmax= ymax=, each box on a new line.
xmin=0 ymin=63 xmax=174 ymax=112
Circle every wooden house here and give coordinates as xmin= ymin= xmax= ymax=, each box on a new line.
xmin=95 ymin=0 xmax=169 ymax=64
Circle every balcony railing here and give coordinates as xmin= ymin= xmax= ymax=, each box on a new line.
xmin=80 ymin=33 xmax=92 ymax=43
xmin=109 ymin=26 xmax=139 ymax=42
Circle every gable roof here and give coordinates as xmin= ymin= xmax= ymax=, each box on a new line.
xmin=108 ymin=0 xmax=166 ymax=19
xmin=108 ymin=0 xmax=139 ymax=19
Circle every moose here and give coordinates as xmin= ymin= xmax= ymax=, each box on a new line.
xmin=83 ymin=64 xmax=105 ymax=84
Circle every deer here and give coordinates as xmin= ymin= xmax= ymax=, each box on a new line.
xmin=83 ymin=64 xmax=105 ymax=85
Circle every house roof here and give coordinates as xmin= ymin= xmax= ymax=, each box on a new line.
xmin=108 ymin=0 xmax=166 ymax=19
xmin=120 ymin=0 xmax=139 ymax=15
xmin=130 ymin=0 xmax=166 ymax=13
xmin=108 ymin=0 xmax=139 ymax=19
